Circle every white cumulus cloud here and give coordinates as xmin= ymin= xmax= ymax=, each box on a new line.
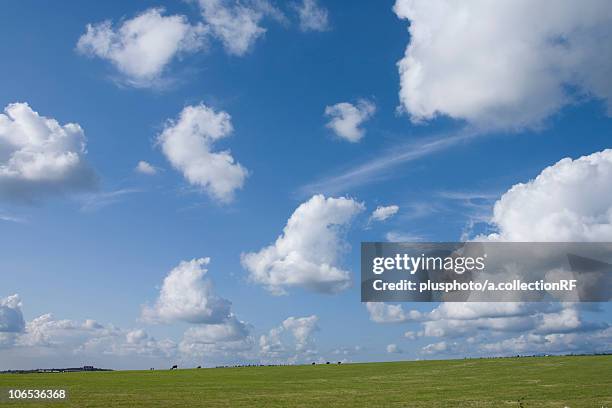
xmin=0 ymin=295 xmax=25 ymax=333
xmin=198 ymin=0 xmax=285 ymax=56
xmin=415 ymin=150 xmax=612 ymax=354
xmin=183 ymin=316 xmax=249 ymax=344
xmin=77 ymin=8 xmax=206 ymax=87
xmin=324 ymin=99 xmax=376 ymax=142
xmin=141 ymin=257 xmax=255 ymax=363
xmin=135 ymin=161 xmax=157 ymax=175
xmin=44 ymin=317 xmax=177 ymax=360
xmin=484 ymin=149 xmax=612 ymax=242
xmin=394 ymin=0 xmax=612 ymax=130
xmin=179 ymin=315 xmax=253 ymax=358
xmin=260 ymin=315 xmax=319 ymax=356
xmin=421 ymin=341 xmax=448 ymax=355
xmin=241 ymin=194 xmax=364 ymax=294
xmin=416 ymin=303 xmax=609 ymax=357
xmin=259 ymin=326 xmax=285 ymax=356
xmin=0 ymin=295 xmax=177 ymax=366
xmin=0 ymin=102 xmax=96 ymax=203
xmin=366 ymin=302 xmax=422 ymax=324
xmin=368 ymin=301 xmax=608 ymax=357
xmin=157 ymin=103 xmax=248 ymax=203
xmin=367 ymin=150 xmax=612 ymax=358
xmin=386 ymin=343 xmax=402 ymax=353
xmin=19 ymin=313 xmax=107 ymax=348
xmin=142 ymin=258 xmax=232 ymax=324
xmin=282 ymin=315 xmax=319 ymax=351
xmin=370 ymin=205 xmax=399 ymax=222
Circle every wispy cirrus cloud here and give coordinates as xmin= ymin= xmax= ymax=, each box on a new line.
xmin=79 ymin=188 xmax=142 ymax=212
xmin=0 ymin=213 xmax=26 ymax=223
xmin=298 ymin=130 xmax=479 ymax=196
xmin=293 ymin=0 xmax=329 ymax=32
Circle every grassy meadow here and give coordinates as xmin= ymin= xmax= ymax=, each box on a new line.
xmin=0 ymin=355 xmax=610 ymax=407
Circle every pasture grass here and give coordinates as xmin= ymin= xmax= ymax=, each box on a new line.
xmin=0 ymin=355 xmax=610 ymax=407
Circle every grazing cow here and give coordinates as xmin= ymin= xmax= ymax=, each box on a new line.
xmin=197 ymin=366 xmax=201 ymax=369
xmin=171 ymin=365 xmax=178 ymax=370
xmin=311 ymin=362 xmax=316 ymax=365
xmin=326 ymin=361 xmax=330 ymax=365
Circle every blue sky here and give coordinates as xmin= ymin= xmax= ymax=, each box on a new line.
xmin=1 ymin=0 xmax=611 ymax=369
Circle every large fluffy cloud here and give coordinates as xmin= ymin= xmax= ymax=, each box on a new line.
xmin=182 ymin=316 xmax=249 ymax=344
xmin=179 ymin=315 xmax=253 ymax=358
xmin=260 ymin=315 xmax=319 ymax=357
xmin=394 ymin=0 xmax=612 ymax=130
xmin=0 ymin=295 xmax=25 ymax=333
xmin=368 ymin=149 xmax=612 ymax=357
xmin=142 ymin=258 xmax=231 ymax=324
xmin=198 ymin=0 xmax=285 ymax=56
xmin=157 ymin=104 xmax=248 ymax=203
xmin=142 ymin=257 xmax=255 ymax=362
xmin=458 ymin=150 xmax=612 ymax=350
xmin=281 ymin=315 xmax=319 ymax=351
xmin=484 ymin=149 xmax=612 ymax=241
xmin=0 ymin=103 xmax=96 ymax=203
xmin=242 ymin=194 xmax=364 ymax=294
xmin=324 ymin=100 xmax=376 ymax=142
xmin=77 ymin=8 xmax=206 ymax=87
xmin=259 ymin=326 xmax=284 ymax=356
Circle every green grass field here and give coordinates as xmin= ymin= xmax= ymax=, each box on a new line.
xmin=0 ymin=355 xmax=610 ymax=407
